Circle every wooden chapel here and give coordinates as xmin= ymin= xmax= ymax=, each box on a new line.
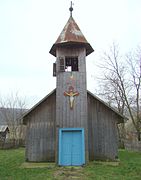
xmin=23 ymin=4 xmax=124 ymax=166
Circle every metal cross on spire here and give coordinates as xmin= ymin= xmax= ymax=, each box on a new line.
xmin=69 ymin=1 xmax=74 ymax=17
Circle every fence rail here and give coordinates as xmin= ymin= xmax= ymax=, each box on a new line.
xmin=124 ymin=139 xmax=141 ymax=152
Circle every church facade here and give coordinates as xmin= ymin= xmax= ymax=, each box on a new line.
xmin=23 ymin=10 xmax=124 ymax=166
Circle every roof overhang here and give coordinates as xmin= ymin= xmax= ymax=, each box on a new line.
xmin=87 ymin=90 xmax=127 ymax=124
xmin=49 ymin=42 xmax=94 ymax=57
xmin=23 ymin=89 xmax=56 ymax=125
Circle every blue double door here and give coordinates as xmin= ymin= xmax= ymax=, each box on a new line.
xmin=59 ymin=128 xmax=85 ymax=166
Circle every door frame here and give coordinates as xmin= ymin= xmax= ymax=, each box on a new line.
xmin=58 ymin=128 xmax=85 ymax=166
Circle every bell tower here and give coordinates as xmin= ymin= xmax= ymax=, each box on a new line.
xmin=49 ymin=3 xmax=94 ymax=164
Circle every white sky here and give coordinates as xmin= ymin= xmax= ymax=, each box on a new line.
xmin=0 ymin=0 xmax=141 ymax=108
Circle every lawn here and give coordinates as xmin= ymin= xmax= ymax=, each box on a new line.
xmin=0 ymin=148 xmax=141 ymax=180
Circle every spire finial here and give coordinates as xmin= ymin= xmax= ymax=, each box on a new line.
xmin=69 ymin=1 xmax=73 ymax=17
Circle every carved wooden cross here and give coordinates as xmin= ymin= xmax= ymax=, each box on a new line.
xmin=64 ymin=86 xmax=79 ymax=109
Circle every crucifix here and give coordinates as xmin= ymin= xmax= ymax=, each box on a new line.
xmin=64 ymin=86 xmax=79 ymax=109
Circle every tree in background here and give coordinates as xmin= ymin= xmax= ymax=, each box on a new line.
xmin=0 ymin=92 xmax=27 ymax=146
xmin=126 ymin=47 xmax=141 ymax=140
xmin=97 ymin=43 xmax=141 ymax=142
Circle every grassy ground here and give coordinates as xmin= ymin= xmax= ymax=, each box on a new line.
xmin=0 ymin=148 xmax=141 ymax=180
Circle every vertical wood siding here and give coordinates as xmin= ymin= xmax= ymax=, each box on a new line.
xmin=25 ymin=92 xmax=56 ymax=162
xmin=87 ymin=93 xmax=119 ymax=161
xmin=24 ymin=89 xmax=121 ymax=162
xmin=56 ymin=47 xmax=89 ymax=163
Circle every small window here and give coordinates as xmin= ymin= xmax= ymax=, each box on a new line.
xmin=65 ymin=56 xmax=78 ymax=72
xmin=59 ymin=57 xmax=65 ymax=72
xmin=53 ymin=63 xmax=56 ymax=76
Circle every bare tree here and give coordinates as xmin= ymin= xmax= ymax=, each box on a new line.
xmin=0 ymin=92 xmax=27 ymax=146
xmin=126 ymin=47 xmax=141 ymax=140
xmin=97 ymin=43 xmax=141 ymax=141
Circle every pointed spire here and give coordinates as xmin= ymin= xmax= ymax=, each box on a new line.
xmin=69 ymin=1 xmax=73 ymax=17
xmin=49 ymin=3 xmax=94 ymax=57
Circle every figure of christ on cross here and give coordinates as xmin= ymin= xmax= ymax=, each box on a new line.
xmin=64 ymin=86 xmax=79 ymax=109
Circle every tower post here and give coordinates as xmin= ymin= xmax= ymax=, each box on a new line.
xmin=49 ymin=5 xmax=94 ymax=165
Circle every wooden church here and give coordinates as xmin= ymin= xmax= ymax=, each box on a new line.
xmin=23 ymin=5 xmax=124 ymax=166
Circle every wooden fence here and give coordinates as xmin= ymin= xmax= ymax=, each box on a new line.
xmin=0 ymin=139 xmax=25 ymax=149
xmin=124 ymin=140 xmax=141 ymax=152
xmin=124 ymin=131 xmax=141 ymax=152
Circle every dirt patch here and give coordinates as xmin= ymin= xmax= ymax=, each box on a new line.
xmin=53 ymin=166 xmax=85 ymax=180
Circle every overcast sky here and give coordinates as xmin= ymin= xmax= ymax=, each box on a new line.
xmin=0 ymin=0 xmax=141 ymax=108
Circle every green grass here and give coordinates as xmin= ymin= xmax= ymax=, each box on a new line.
xmin=84 ymin=150 xmax=141 ymax=180
xmin=0 ymin=148 xmax=141 ymax=179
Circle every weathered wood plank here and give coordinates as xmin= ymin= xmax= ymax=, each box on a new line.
xmin=87 ymin=92 xmax=120 ymax=161
xmin=25 ymin=92 xmax=56 ymax=162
